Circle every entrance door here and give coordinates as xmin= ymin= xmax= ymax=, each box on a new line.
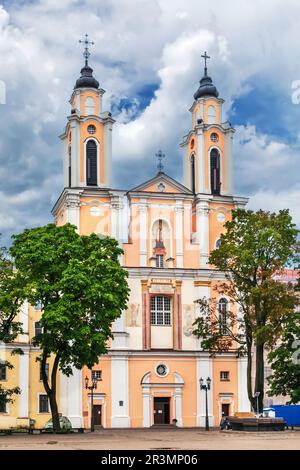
xmin=93 ymin=405 xmax=102 ymax=427
xmin=221 ymin=403 xmax=230 ymax=418
xmin=154 ymin=397 xmax=170 ymax=425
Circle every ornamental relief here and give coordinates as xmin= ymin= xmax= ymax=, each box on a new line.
xmin=182 ymin=304 xmax=195 ymax=337
xmin=126 ymin=303 xmax=141 ymax=327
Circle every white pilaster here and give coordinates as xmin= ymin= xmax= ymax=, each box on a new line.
xmin=174 ymin=372 xmax=184 ymax=427
xmin=224 ymin=129 xmax=234 ymax=195
xmin=62 ymin=368 xmax=83 ymax=428
xmin=103 ymin=120 xmax=113 ymax=188
xmin=182 ymin=144 xmax=189 ymax=189
xmin=175 ymin=203 xmax=184 ymax=268
xmin=70 ymin=120 xmax=80 ymax=187
xmin=196 ymin=198 xmax=210 ymax=268
xmin=196 ymin=128 xmax=205 ymax=193
xmin=66 ymin=193 xmax=80 ymax=231
xmin=18 ymin=301 xmax=29 ymax=343
xmin=139 ymin=202 xmax=148 ymax=267
xmin=111 ymin=355 xmax=130 ymax=427
xmin=18 ymin=350 xmax=29 ymax=417
xmin=238 ymin=357 xmax=250 ymax=412
xmin=196 ymin=355 xmax=214 ymax=427
xmin=142 ymin=387 xmax=151 ymax=427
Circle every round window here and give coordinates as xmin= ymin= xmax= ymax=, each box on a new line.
xmin=87 ymin=124 xmax=96 ymax=134
xmin=210 ymin=132 xmax=219 ymax=142
xmin=156 ymin=364 xmax=168 ymax=377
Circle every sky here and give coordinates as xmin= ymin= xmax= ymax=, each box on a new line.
xmin=0 ymin=0 xmax=300 ymax=244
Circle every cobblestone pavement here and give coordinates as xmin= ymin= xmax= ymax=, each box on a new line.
xmin=0 ymin=428 xmax=299 ymax=450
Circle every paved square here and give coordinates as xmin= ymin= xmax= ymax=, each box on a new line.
xmin=0 ymin=428 xmax=299 ymax=450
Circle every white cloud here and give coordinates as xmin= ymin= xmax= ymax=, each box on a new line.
xmin=0 ymin=0 xmax=300 ymax=242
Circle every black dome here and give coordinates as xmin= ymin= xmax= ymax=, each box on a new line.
xmin=194 ymin=74 xmax=219 ymax=100
xmin=74 ymin=65 xmax=99 ymax=90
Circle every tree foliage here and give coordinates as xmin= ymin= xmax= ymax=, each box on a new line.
xmin=193 ymin=209 xmax=299 ymax=412
xmin=268 ymin=310 xmax=300 ymax=404
xmin=0 ymin=243 xmax=23 ymax=408
xmin=10 ymin=223 xmax=129 ymax=431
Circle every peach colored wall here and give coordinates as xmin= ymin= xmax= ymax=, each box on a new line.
xmin=82 ymin=357 xmax=111 ymax=429
xmin=79 ymin=196 xmax=111 ymax=236
xmin=208 ymin=202 xmax=234 ymax=255
xmin=128 ymin=356 xmax=197 ymax=427
xmin=212 ymin=357 xmax=238 ymax=424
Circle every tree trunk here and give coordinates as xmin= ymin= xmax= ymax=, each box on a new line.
xmin=246 ymin=342 xmax=255 ymax=411
xmin=254 ymin=342 xmax=265 ymax=413
xmin=48 ymin=390 xmax=61 ymax=433
xmin=41 ymin=352 xmax=61 ymax=433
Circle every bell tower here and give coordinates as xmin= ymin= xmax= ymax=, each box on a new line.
xmin=181 ymin=52 xmax=234 ymax=196
xmin=60 ymin=34 xmax=114 ymax=189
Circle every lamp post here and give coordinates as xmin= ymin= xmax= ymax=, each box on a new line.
xmin=200 ymin=377 xmax=211 ymax=431
xmin=254 ymin=391 xmax=260 ymax=418
xmin=85 ymin=373 xmax=98 ymax=432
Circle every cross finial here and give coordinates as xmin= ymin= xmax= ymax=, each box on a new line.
xmin=155 ymin=150 xmax=165 ymax=173
xmin=79 ymin=34 xmax=95 ymax=67
xmin=201 ymin=51 xmax=210 ymax=76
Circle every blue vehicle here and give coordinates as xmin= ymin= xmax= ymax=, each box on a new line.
xmin=272 ymin=405 xmax=300 ymax=429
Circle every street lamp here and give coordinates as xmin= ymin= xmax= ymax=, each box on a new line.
xmin=200 ymin=377 xmax=211 ymax=431
xmin=85 ymin=373 xmax=98 ymax=432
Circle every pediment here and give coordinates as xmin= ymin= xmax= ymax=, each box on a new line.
xmin=129 ymin=172 xmax=193 ymax=195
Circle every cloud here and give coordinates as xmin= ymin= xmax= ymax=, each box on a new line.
xmin=0 ymin=0 xmax=300 ymax=243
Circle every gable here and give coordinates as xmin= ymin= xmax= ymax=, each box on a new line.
xmin=129 ymin=172 xmax=193 ymax=195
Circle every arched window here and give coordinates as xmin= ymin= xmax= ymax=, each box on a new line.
xmin=86 ymin=139 xmax=97 ymax=186
xmin=190 ymin=154 xmax=196 ymax=193
xmin=215 ymin=238 xmax=221 ymax=249
xmin=207 ymin=105 xmax=216 ymax=124
xmin=85 ymin=96 xmax=95 ymax=115
xmin=218 ymin=298 xmax=228 ymax=335
xmin=210 ymin=148 xmax=221 ymax=195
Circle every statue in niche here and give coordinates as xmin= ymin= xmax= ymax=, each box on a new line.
xmin=126 ymin=303 xmax=140 ymax=327
xmin=183 ymin=305 xmax=194 ymax=337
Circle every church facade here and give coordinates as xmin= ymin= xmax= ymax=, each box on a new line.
xmin=0 ymin=49 xmax=250 ymax=429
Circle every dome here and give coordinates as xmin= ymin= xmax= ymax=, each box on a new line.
xmin=193 ymin=74 xmax=219 ymax=100
xmin=74 ymin=65 xmax=99 ymax=90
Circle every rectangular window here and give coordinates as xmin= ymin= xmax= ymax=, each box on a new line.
xmin=220 ymin=371 xmax=230 ymax=381
xmin=156 ymin=255 xmax=164 ymax=268
xmin=34 ymin=321 xmax=43 ymax=337
xmin=151 ymin=296 xmax=171 ymax=326
xmin=39 ymin=394 xmax=49 ymax=413
xmin=0 ymin=402 xmax=6 ymax=413
xmin=91 ymin=370 xmax=102 ymax=381
xmin=0 ymin=364 xmax=6 ymax=381
xmin=40 ymin=363 xmax=49 ymax=381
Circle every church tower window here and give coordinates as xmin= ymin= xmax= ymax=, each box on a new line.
xmin=210 ymin=148 xmax=221 ymax=195
xmin=86 ymin=139 xmax=97 ymax=186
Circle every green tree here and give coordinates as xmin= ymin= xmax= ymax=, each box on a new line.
xmin=268 ymin=309 xmax=300 ymax=404
xmin=193 ymin=209 xmax=299 ymax=413
xmin=0 ymin=244 xmax=23 ymax=409
xmin=10 ymin=224 xmax=129 ymax=432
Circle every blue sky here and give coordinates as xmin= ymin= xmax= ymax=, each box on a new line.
xmin=0 ymin=0 xmax=300 ymax=244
